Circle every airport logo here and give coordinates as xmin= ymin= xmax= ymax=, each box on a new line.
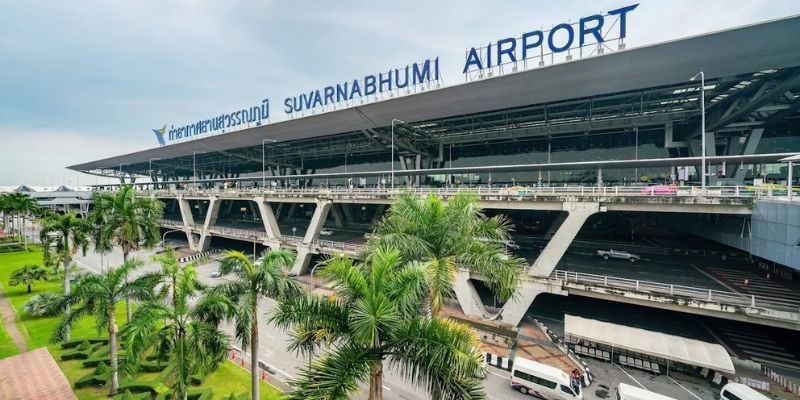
xmin=152 ymin=125 xmax=167 ymax=146
xmin=151 ymin=99 xmax=270 ymax=146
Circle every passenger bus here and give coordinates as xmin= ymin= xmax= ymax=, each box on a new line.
xmin=721 ymin=383 xmax=770 ymax=400
xmin=510 ymin=357 xmax=582 ymax=399
xmin=617 ymin=383 xmax=677 ymax=400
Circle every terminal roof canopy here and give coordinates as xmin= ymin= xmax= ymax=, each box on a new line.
xmin=69 ymin=15 xmax=800 ymax=176
xmin=564 ymin=315 xmax=735 ymax=374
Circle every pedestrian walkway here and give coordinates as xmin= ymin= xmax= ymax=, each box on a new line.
xmin=704 ymin=265 xmax=800 ymax=307
xmin=0 ymin=287 xmax=27 ymax=354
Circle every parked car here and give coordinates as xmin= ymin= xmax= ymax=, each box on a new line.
xmin=505 ymin=241 xmax=521 ymax=250
xmin=210 ymin=271 xmax=221 ymax=278
xmin=319 ymin=229 xmax=333 ymax=236
xmin=596 ymin=249 xmax=640 ymax=262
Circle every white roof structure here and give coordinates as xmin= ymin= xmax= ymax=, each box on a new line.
xmin=564 ymin=315 xmax=735 ymax=374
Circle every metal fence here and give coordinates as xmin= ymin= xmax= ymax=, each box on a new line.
xmin=551 ymin=269 xmax=800 ymax=316
xmin=140 ymin=184 xmax=793 ymax=200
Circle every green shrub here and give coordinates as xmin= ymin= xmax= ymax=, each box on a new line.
xmin=188 ymin=389 xmax=214 ymax=400
xmin=117 ymin=382 xmax=158 ymax=395
xmin=94 ymin=362 xmax=109 ymax=376
xmin=61 ymin=350 xmax=90 ymax=361
xmin=74 ymin=374 xmax=107 ymax=389
xmin=62 ymin=337 xmax=106 ymax=349
xmin=138 ymin=361 xmax=167 ymax=373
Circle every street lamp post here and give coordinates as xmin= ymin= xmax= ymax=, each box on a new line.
xmin=149 ymin=158 xmax=161 ymax=191
xmin=691 ymin=71 xmax=706 ymax=192
xmin=262 ymin=139 xmax=276 ymax=189
xmin=391 ymin=119 xmax=404 ymax=191
xmin=162 ymin=229 xmax=182 ymax=250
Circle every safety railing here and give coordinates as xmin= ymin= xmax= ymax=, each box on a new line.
xmin=137 ymin=184 xmax=796 ymax=200
xmin=551 ymin=270 xmax=800 ymax=316
xmin=283 ymin=235 xmax=362 ymax=254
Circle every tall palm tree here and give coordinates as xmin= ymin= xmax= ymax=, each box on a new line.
xmin=150 ymin=248 xmax=204 ymax=309
xmin=8 ymin=264 xmax=49 ymax=293
xmin=90 ymin=184 xmax=164 ymax=322
xmin=0 ymin=194 xmax=11 ymax=235
xmin=3 ymin=192 xmax=38 ymax=245
xmin=51 ymin=259 xmax=161 ymax=396
xmin=124 ymin=263 xmax=230 ymax=400
xmin=364 ymin=192 xmax=524 ymax=316
xmin=210 ymin=249 xmax=300 ymax=400
xmin=39 ymin=212 xmax=93 ymax=342
xmin=271 ymin=248 xmax=486 ymax=400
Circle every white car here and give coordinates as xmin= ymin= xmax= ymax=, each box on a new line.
xmin=596 ymin=249 xmax=640 ymax=262
xmin=319 ymin=229 xmax=333 ymax=236
xmin=210 ymin=271 xmax=221 ymax=278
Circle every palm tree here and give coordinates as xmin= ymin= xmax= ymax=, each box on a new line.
xmin=0 ymin=194 xmax=11 ymax=235
xmin=364 ymin=192 xmax=524 ymax=316
xmin=271 ymin=248 xmax=486 ymax=400
xmin=124 ymin=263 xmax=230 ymax=400
xmin=51 ymin=259 xmax=161 ymax=396
xmin=2 ymin=192 xmax=38 ymax=244
xmin=150 ymin=248 xmax=204 ymax=310
xmin=8 ymin=264 xmax=49 ymax=293
xmin=209 ymin=249 xmax=300 ymax=400
xmin=39 ymin=212 xmax=93 ymax=342
xmin=90 ymin=184 xmax=164 ymax=323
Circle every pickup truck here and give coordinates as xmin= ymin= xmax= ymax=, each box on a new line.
xmin=596 ymin=249 xmax=640 ymax=262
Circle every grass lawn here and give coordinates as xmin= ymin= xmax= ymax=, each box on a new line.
xmin=0 ymin=247 xmax=284 ymax=399
xmin=0 ymin=313 xmax=19 ymax=359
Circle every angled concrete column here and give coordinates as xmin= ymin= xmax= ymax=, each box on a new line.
xmin=454 ymin=270 xmax=489 ymax=319
xmin=202 ymin=197 xmax=221 ymax=229
xmin=544 ymin=212 xmax=568 ymax=240
xmin=286 ymin=203 xmax=298 ymax=220
xmin=194 ymin=196 xmax=220 ymax=253
xmin=302 ymin=199 xmax=333 ymax=244
xmin=290 ymin=245 xmax=315 ymax=276
xmin=196 ymin=233 xmax=212 ymax=252
xmin=254 ymin=197 xmax=280 ymax=239
xmin=528 ymin=202 xmax=599 ymax=277
xmin=340 ymin=203 xmax=356 ymax=224
xmin=178 ymin=198 xmax=195 ymax=227
xmin=330 ymin=204 xmax=346 ymax=228
xmin=498 ymin=279 xmax=567 ymax=326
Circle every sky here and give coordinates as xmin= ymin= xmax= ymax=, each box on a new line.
xmin=1 ymin=0 xmax=799 ymax=186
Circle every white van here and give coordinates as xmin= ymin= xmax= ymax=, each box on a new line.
xmin=617 ymin=383 xmax=677 ymax=400
xmin=720 ymin=383 xmax=770 ymax=400
xmin=510 ymin=357 xmax=582 ymax=399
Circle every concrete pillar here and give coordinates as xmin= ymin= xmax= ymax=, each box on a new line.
xmin=203 ymin=197 xmax=221 ymax=229
xmin=498 ymin=280 xmax=567 ymax=326
xmin=544 ymin=212 xmax=568 ymax=240
xmin=453 ymin=270 xmax=489 ymax=319
xmin=340 ymin=203 xmax=356 ymax=224
xmin=254 ymin=197 xmax=281 ymax=239
xmin=330 ymin=204 xmax=346 ymax=228
xmin=528 ymin=202 xmax=599 ymax=277
xmin=196 ymin=233 xmax=212 ymax=252
xmin=303 ymin=199 xmax=333 ymax=244
xmin=178 ymin=198 xmax=194 ymax=228
xmin=290 ymin=245 xmax=315 ymax=276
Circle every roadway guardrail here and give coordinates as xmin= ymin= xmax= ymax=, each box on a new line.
xmin=551 ymin=270 xmax=800 ymax=317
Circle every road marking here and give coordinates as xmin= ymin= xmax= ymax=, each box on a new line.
xmin=267 ymin=334 xmax=276 ymax=339
xmin=668 ymin=376 xmax=702 ymax=400
xmin=614 ymin=364 xmax=646 ymax=389
xmin=488 ymin=370 xmax=509 ymax=379
xmin=382 ymin=385 xmax=392 ymax=391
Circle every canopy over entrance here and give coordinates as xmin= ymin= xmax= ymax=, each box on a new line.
xmin=564 ymin=315 xmax=735 ymax=374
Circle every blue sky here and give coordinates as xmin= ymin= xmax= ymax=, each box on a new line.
xmin=1 ymin=0 xmax=799 ymax=185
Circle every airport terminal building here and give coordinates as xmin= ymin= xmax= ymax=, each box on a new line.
xmin=63 ymin=12 xmax=800 ymax=380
